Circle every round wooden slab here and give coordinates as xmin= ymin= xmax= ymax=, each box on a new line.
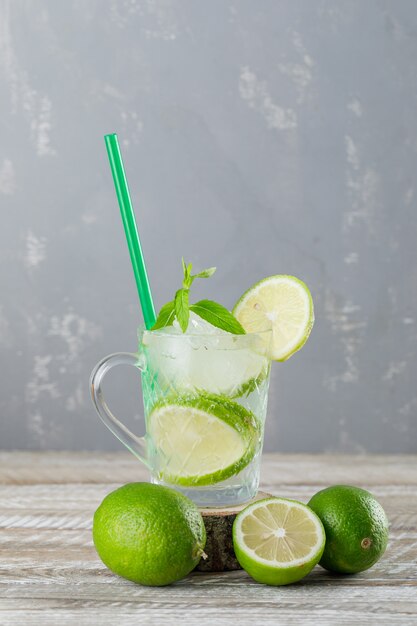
xmin=195 ymin=491 xmax=271 ymax=572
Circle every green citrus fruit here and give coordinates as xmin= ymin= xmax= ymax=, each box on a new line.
xmin=93 ymin=482 xmax=206 ymax=586
xmin=308 ymin=485 xmax=389 ymax=574
xmin=149 ymin=393 xmax=260 ymax=486
xmin=233 ymin=275 xmax=314 ymax=361
xmin=232 ymin=497 xmax=326 ymax=585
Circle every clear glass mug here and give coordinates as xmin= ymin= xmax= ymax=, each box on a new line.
xmin=90 ymin=326 xmax=272 ymax=507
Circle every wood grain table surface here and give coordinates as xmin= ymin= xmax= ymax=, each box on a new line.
xmin=0 ymin=452 xmax=416 ymax=625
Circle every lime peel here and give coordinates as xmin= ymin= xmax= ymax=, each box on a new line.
xmin=308 ymin=485 xmax=389 ymax=574
xmin=93 ymin=482 xmax=206 ymax=586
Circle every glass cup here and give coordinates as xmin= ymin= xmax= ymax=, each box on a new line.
xmin=90 ymin=326 xmax=272 ymax=507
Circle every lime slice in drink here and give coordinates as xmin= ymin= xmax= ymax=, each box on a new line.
xmin=233 ymin=275 xmax=314 ymax=361
xmin=230 ymin=364 xmax=270 ymax=399
xmin=149 ymin=394 xmax=260 ymax=487
xmin=233 ymin=497 xmax=325 ymax=585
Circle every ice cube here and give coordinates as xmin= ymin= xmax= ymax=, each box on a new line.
xmin=172 ymin=312 xmax=225 ymax=336
xmin=142 ymin=312 xmax=268 ymax=397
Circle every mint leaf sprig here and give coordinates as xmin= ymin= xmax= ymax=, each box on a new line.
xmin=151 ymin=260 xmax=245 ymax=335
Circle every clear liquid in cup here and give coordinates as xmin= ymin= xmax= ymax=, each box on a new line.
xmin=141 ymin=315 xmax=271 ymax=507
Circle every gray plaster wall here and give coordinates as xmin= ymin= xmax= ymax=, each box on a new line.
xmin=0 ymin=0 xmax=416 ymax=454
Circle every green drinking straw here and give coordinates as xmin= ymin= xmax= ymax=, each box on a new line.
xmin=104 ymin=133 xmax=156 ymax=329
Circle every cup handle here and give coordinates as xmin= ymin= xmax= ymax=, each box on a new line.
xmin=90 ymin=352 xmax=150 ymax=468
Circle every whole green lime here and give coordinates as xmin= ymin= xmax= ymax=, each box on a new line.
xmin=308 ymin=485 xmax=389 ymax=574
xmin=93 ymin=482 xmax=206 ymax=586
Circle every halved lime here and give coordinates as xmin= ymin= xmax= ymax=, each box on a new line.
xmin=233 ymin=275 xmax=314 ymax=361
xmin=233 ymin=497 xmax=325 ymax=585
xmin=149 ymin=394 xmax=260 ymax=487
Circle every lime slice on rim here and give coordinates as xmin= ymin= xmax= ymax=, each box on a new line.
xmin=233 ymin=497 xmax=325 ymax=585
xmin=233 ymin=275 xmax=314 ymax=361
xmin=149 ymin=394 xmax=260 ymax=487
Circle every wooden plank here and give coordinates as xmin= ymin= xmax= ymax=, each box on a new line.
xmin=0 ymin=453 xmax=416 ymax=625
xmin=0 ymin=606 xmax=413 ymax=626
xmin=0 ymin=484 xmax=415 ymax=529
xmin=0 ymin=584 xmax=416 ymax=625
xmin=1 ymin=452 xmax=416 ymax=485
xmin=0 ymin=452 xmax=149 ymax=485
xmin=0 ymin=553 xmax=415 ymax=586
